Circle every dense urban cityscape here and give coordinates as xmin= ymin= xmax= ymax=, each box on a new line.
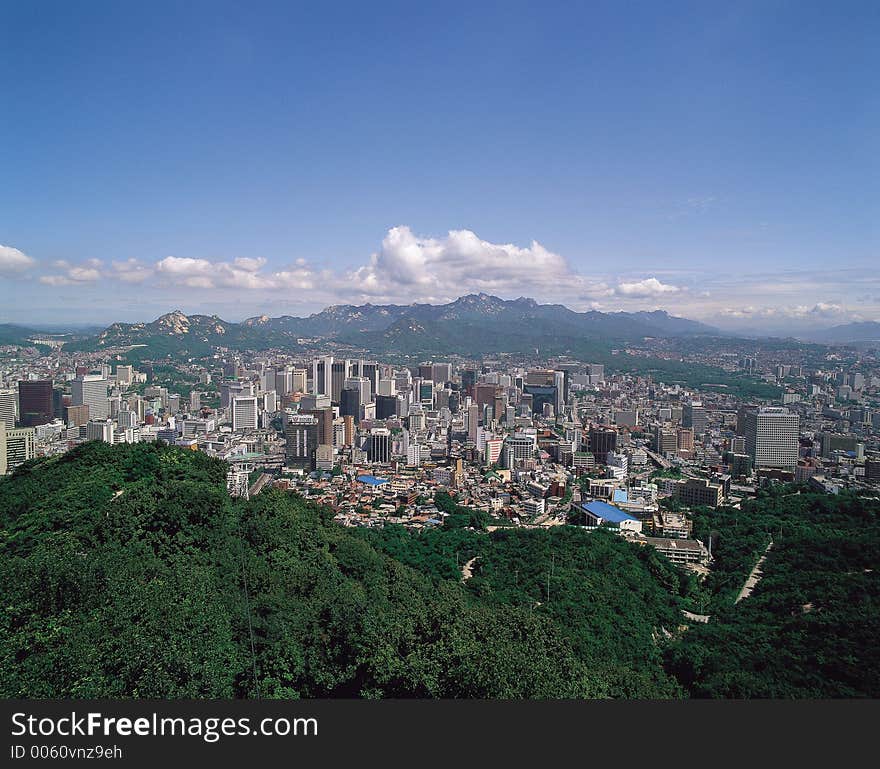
xmin=2 ymin=4 xmax=878 ymax=734
xmin=3 ymin=303 xmax=879 ymax=576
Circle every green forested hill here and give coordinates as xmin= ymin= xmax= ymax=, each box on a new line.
xmin=2 ymin=443 xmax=878 ymax=698
xmin=0 ymin=442 xmax=666 ymax=698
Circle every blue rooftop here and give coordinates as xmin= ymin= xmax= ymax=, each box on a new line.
xmin=356 ymin=475 xmax=389 ymax=486
xmin=582 ymin=500 xmax=637 ymax=524
xmin=612 ymin=489 xmax=629 ymax=503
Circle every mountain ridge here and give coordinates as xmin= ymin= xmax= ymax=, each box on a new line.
xmin=65 ymin=293 xmax=720 ymax=357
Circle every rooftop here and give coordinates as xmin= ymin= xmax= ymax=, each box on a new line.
xmin=582 ymin=499 xmax=638 ymax=523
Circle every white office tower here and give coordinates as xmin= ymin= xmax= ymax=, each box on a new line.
xmin=118 ymin=409 xmax=139 ymax=429
xmin=345 ymin=376 xmax=372 ymax=405
xmin=232 ymin=396 xmax=259 ymax=432
xmin=275 ymin=369 xmax=293 ymax=396
xmin=554 ymin=370 xmax=566 ymax=413
xmin=116 ymin=365 xmax=134 ymax=386
xmin=476 ymin=426 xmax=489 ymax=455
xmin=221 ymin=380 xmax=253 ymax=409
xmin=86 ymin=419 xmax=114 ymax=443
xmin=72 ymin=375 xmax=109 ymax=420
xmin=261 ymin=368 xmax=277 ymax=393
xmin=190 ymin=391 xmax=201 ymax=412
xmin=290 ymin=369 xmax=307 ymax=394
xmin=312 ymin=356 xmax=334 ymax=396
xmin=0 ymin=390 xmax=17 ymax=427
xmin=262 ymin=391 xmax=278 ymax=413
xmin=378 ymin=378 xmax=397 ymax=397
xmin=406 ymin=442 xmax=421 ymax=467
xmin=744 ymin=407 xmax=800 ymax=470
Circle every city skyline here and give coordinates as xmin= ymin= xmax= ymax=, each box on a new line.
xmin=1 ymin=2 xmax=877 ymax=330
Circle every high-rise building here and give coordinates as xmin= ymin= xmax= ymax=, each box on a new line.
xmin=291 ymin=369 xmax=308 ymax=394
xmin=72 ymin=375 xmax=109 ymax=420
xmin=116 ymin=365 xmax=134 ymax=386
xmin=4 ymin=425 xmax=35 ymax=471
xmin=0 ymin=390 xmax=17 ymax=428
xmin=232 ymin=396 xmax=259 ymax=432
xmin=683 ymin=401 xmax=707 ymax=436
xmin=285 ymin=414 xmax=319 ymax=469
xmin=467 ymin=403 xmax=480 ymax=443
xmin=375 ymin=394 xmax=398 ymax=420
xmin=0 ymin=420 xmax=6 ymax=475
xmin=368 ymin=428 xmax=391 ymax=463
xmin=589 ymin=426 xmax=618 ymax=465
xmin=302 ymin=407 xmax=334 ymax=448
xmin=744 ymin=407 xmax=799 ymax=470
xmin=523 ymin=385 xmax=557 ymax=417
xmin=86 ymin=420 xmax=115 ymax=443
xmin=340 ymin=387 xmax=361 ymax=419
xmin=17 ymin=380 xmax=53 ymax=427
xmin=655 ymin=428 xmax=678 ymax=456
xmin=64 ymin=404 xmax=90 ymax=427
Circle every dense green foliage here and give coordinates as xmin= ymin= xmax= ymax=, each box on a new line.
xmin=2 ymin=445 xmax=877 ymax=699
xmin=667 ymin=486 xmax=880 ymax=697
xmin=0 ymin=443 xmax=597 ymax=698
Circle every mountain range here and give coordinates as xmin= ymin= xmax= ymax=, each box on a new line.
xmin=800 ymin=321 xmax=880 ymax=346
xmin=65 ymin=294 xmax=717 ymax=358
xmin=10 ymin=295 xmax=880 ymax=357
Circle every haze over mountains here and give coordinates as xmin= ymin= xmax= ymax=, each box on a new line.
xmin=63 ymin=294 xmax=716 ymax=357
xmin=5 ymin=294 xmax=879 ymax=354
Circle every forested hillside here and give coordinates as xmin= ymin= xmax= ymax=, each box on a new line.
xmin=2 ymin=443 xmax=878 ymax=698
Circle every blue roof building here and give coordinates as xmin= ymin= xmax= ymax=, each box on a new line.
xmin=356 ymin=475 xmax=389 ymax=487
xmin=580 ymin=500 xmax=642 ymax=532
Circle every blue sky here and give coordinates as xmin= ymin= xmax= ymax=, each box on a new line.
xmin=1 ymin=0 xmax=877 ymax=331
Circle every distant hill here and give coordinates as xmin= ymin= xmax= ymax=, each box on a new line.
xmin=64 ymin=294 xmax=719 ymax=358
xmin=0 ymin=323 xmax=38 ymax=346
xmin=804 ymin=321 xmax=880 ymax=345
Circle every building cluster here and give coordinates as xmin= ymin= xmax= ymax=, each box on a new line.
xmin=2 ymin=337 xmax=879 ymax=573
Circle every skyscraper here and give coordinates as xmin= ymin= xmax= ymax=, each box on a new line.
xmin=589 ymin=426 xmax=618 ymax=465
xmin=17 ymin=380 xmax=53 ymax=427
xmin=285 ymin=414 xmax=318 ymax=469
xmin=232 ymin=396 xmax=258 ymax=432
xmin=682 ymin=401 xmax=707 ymax=436
xmin=72 ymin=375 xmax=109 ymax=420
xmin=368 ymin=428 xmax=391 ymax=463
xmin=0 ymin=390 xmax=16 ymax=428
xmin=744 ymin=407 xmax=799 ymax=470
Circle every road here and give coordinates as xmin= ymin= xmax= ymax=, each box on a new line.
xmin=735 ymin=540 xmax=773 ymax=603
xmin=644 ymin=448 xmax=672 ymax=469
xmin=248 ymin=473 xmax=272 ymax=497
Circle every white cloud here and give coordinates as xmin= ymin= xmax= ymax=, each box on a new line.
xmin=39 ymin=259 xmax=102 ymax=285
xmin=0 ymin=245 xmax=36 ymax=273
xmin=615 ymin=277 xmax=682 ymax=298
xmin=111 ymin=258 xmax=153 ymax=283
xmin=341 ymin=225 xmax=608 ymax=304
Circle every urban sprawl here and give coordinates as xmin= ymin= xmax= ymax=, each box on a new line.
xmin=3 ymin=336 xmax=880 ymax=576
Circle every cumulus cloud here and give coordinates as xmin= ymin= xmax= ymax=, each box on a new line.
xmin=111 ymin=258 xmax=153 ymax=283
xmin=39 ymin=259 xmax=103 ymax=286
xmin=719 ymin=302 xmax=850 ymax=320
xmin=0 ymin=245 xmax=36 ymax=273
xmin=615 ymin=277 xmax=682 ymax=298
xmin=341 ymin=225 xmax=608 ymax=303
xmin=155 ymin=254 xmax=303 ymax=291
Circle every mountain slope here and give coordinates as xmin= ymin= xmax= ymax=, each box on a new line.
xmin=64 ymin=294 xmax=719 ymax=357
xmin=804 ymin=321 xmax=880 ymax=345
